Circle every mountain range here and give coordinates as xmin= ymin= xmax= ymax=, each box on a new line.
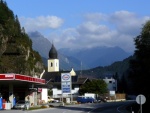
xmin=28 ymin=31 xmax=133 ymax=71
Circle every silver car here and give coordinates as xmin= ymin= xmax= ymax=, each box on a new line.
xmin=13 ymin=100 xmax=30 ymax=110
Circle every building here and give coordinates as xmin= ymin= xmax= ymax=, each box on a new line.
xmin=40 ymin=44 xmax=118 ymax=103
xmin=103 ymin=77 xmax=117 ymax=91
xmin=40 ymin=44 xmax=90 ymax=102
xmin=0 ymin=73 xmax=46 ymax=109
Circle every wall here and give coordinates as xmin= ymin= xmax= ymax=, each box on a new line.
xmin=41 ymin=88 xmax=48 ymax=103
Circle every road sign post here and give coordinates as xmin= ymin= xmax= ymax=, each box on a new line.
xmin=61 ymin=73 xmax=72 ymax=104
xmin=136 ymin=94 xmax=146 ymax=113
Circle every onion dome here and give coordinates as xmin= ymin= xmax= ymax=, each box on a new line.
xmin=49 ymin=44 xmax=58 ymax=59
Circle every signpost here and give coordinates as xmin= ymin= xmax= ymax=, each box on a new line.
xmin=61 ymin=73 xmax=72 ymax=103
xmin=61 ymin=73 xmax=71 ymax=93
xmin=136 ymin=94 xmax=146 ymax=113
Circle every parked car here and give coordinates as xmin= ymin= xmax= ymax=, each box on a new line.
xmin=51 ymin=99 xmax=59 ymax=103
xmin=93 ymin=99 xmax=101 ymax=103
xmin=13 ymin=100 xmax=30 ymax=110
xmin=48 ymin=96 xmax=55 ymax=103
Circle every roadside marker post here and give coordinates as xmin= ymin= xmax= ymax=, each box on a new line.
xmin=136 ymin=94 xmax=146 ymax=113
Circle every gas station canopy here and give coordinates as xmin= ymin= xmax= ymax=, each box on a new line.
xmin=0 ymin=73 xmax=46 ymax=87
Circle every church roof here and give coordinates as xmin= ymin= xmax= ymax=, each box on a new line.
xmin=42 ymin=71 xmax=88 ymax=85
xmin=70 ymin=68 xmax=76 ymax=76
xmin=49 ymin=44 xmax=58 ymax=59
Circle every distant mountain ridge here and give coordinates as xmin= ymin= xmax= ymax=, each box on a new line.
xmin=58 ymin=46 xmax=132 ymax=68
xmin=28 ymin=31 xmax=83 ymax=71
xmin=28 ymin=31 xmax=133 ymax=70
xmin=76 ymin=55 xmax=133 ymax=79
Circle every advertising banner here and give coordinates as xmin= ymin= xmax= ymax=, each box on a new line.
xmin=61 ymin=73 xmax=71 ymax=94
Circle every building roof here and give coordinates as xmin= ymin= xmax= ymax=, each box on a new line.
xmin=49 ymin=44 xmax=58 ymax=59
xmin=70 ymin=68 xmax=76 ymax=76
xmin=42 ymin=71 xmax=89 ymax=85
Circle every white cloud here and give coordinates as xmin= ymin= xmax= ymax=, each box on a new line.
xmin=109 ymin=11 xmax=147 ymax=35
xmin=19 ymin=11 xmax=150 ymax=53
xmin=54 ymin=11 xmax=149 ymax=52
xmin=77 ymin=21 xmax=109 ymax=35
xmin=19 ymin=15 xmax=64 ymax=32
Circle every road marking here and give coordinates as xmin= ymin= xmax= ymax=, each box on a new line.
xmin=117 ymin=104 xmax=128 ymax=113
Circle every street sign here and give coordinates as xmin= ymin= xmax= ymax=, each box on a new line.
xmin=136 ymin=94 xmax=146 ymax=105
xmin=136 ymin=94 xmax=146 ymax=113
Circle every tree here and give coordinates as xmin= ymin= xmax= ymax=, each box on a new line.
xmin=79 ymin=79 xmax=108 ymax=95
xmin=128 ymin=20 xmax=150 ymax=98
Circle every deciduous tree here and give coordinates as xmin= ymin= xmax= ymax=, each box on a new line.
xmin=129 ymin=20 xmax=150 ymax=95
xmin=79 ymin=79 xmax=108 ymax=95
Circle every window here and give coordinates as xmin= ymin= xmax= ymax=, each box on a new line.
xmin=109 ymin=81 xmax=112 ymax=83
xmin=51 ymin=62 xmax=53 ymax=67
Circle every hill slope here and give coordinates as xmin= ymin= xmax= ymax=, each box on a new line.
xmin=76 ymin=55 xmax=133 ymax=79
xmin=0 ymin=1 xmax=44 ymax=76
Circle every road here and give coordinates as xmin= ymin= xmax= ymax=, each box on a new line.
xmin=0 ymin=100 xmax=135 ymax=113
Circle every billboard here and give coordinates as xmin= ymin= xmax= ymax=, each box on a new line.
xmin=61 ymin=73 xmax=71 ymax=94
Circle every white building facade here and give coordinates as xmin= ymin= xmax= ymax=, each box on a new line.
xmin=103 ymin=77 xmax=117 ymax=91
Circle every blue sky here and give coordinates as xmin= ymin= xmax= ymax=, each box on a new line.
xmin=5 ymin=0 xmax=150 ymax=53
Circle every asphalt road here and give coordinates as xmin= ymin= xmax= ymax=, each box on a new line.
xmin=0 ymin=100 xmax=135 ymax=113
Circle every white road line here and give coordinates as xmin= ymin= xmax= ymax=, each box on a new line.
xmin=117 ymin=104 xmax=127 ymax=113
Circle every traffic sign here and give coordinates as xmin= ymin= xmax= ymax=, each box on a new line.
xmin=136 ymin=94 xmax=146 ymax=105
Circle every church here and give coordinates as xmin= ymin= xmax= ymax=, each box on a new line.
xmin=40 ymin=44 xmax=90 ymax=103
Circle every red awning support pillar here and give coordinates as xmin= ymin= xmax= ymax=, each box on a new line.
xmin=9 ymin=84 xmax=14 ymax=108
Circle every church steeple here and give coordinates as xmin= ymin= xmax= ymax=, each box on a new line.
xmin=48 ymin=44 xmax=59 ymax=72
xmin=49 ymin=44 xmax=58 ymax=59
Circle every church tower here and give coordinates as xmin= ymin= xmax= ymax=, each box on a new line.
xmin=48 ymin=44 xmax=59 ymax=72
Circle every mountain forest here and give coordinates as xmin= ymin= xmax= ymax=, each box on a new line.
xmin=0 ymin=0 xmax=150 ymax=111
xmin=0 ymin=0 xmax=45 ymax=77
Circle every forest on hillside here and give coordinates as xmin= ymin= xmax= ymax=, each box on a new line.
xmin=0 ymin=0 xmax=45 ymax=76
xmin=77 ymin=55 xmax=133 ymax=79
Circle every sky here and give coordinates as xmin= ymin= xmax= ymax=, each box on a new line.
xmin=5 ymin=0 xmax=150 ymax=53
